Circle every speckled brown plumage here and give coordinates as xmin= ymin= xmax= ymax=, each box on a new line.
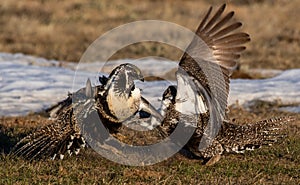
xmin=11 ymin=64 xmax=146 ymax=160
xmin=157 ymin=4 xmax=293 ymax=165
xmin=158 ymin=86 xmax=294 ymax=164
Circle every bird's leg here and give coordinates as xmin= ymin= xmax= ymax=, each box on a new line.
xmin=204 ymin=154 xmax=221 ymax=166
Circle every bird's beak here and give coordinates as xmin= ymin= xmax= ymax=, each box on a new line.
xmin=140 ymin=97 xmax=164 ymax=122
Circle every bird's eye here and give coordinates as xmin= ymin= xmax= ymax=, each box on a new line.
xmin=131 ymin=84 xmax=135 ymax=91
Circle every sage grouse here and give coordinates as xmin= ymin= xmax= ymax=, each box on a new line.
xmin=156 ymin=4 xmax=293 ymax=165
xmin=12 ymin=63 xmax=161 ymax=160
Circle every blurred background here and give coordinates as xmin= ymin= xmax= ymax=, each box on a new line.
xmin=0 ymin=0 xmax=299 ymax=75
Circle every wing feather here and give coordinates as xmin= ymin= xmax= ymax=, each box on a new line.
xmin=179 ymin=4 xmax=250 ymax=113
xmin=207 ymin=11 xmax=234 ymax=35
xmin=200 ymin=4 xmax=226 ymax=33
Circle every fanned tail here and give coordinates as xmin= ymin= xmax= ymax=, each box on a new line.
xmin=11 ymin=105 xmax=86 ymax=160
xmin=11 ymin=121 xmax=85 ymax=160
xmin=220 ymin=117 xmax=294 ymax=153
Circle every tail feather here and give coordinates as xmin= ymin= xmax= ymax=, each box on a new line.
xmin=12 ymin=85 xmax=93 ymax=160
xmin=12 ymin=125 xmax=85 ymax=160
xmin=28 ymin=138 xmax=56 ymax=160
xmin=46 ymin=95 xmax=72 ymax=119
xmin=220 ymin=116 xmax=294 ymax=153
xmin=11 ymin=109 xmax=85 ymax=160
xmin=13 ymin=135 xmax=52 ymax=159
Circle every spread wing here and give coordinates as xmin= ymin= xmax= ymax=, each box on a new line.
xmin=178 ymin=4 xmax=250 ymax=115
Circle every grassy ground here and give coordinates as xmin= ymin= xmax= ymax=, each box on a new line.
xmin=0 ymin=105 xmax=299 ymax=184
xmin=1 ymin=0 xmax=300 ymax=184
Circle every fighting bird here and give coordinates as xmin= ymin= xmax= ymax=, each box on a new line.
xmin=12 ymin=63 xmax=161 ymax=160
xmin=156 ymin=4 xmax=293 ymax=165
xmin=11 ymin=4 xmax=294 ymax=165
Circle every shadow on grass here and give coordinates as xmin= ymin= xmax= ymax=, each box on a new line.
xmin=0 ymin=125 xmax=27 ymax=154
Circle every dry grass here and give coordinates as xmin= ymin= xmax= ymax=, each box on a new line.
xmin=0 ymin=0 xmax=299 ymax=71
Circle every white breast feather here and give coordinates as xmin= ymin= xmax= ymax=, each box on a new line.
xmin=175 ymin=72 xmax=207 ymax=115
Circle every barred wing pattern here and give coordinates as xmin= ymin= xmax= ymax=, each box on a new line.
xmin=158 ymin=4 xmax=293 ymax=165
xmin=179 ymin=4 xmax=250 ymax=114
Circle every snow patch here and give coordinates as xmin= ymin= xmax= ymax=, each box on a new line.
xmin=0 ymin=53 xmax=299 ymax=116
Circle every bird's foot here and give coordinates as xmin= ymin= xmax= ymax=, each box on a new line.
xmin=204 ymin=154 xmax=221 ymax=166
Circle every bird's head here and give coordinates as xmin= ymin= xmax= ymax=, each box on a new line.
xmin=162 ymin=85 xmax=177 ymax=103
xmin=160 ymin=85 xmax=177 ymax=116
xmin=105 ymin=63 xmax=144 ymax=122
xmin=105 ymin=63 xmax=144 ymax=98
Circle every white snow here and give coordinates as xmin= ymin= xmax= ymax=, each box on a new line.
xmin=0 ymin=52 xmax=299 ymax=116
xmin=229 ymin=69 xmax=300 ymax=108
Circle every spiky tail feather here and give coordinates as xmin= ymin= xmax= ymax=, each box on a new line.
xmin=11 ymin=109 xmax=86 ymax=160
xmin=12 ymin=80 xmax=97 ymax=160
xmin=219 ymin=116 xmax=294 ymax=154
xmin=45 ymin=95 xmax=72 ymax=119
xmin=11 ymin=124 xmax=85 ymax=160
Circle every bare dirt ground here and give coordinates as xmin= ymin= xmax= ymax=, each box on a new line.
xmin=0 ymin=0 xmax=299 ymax=184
